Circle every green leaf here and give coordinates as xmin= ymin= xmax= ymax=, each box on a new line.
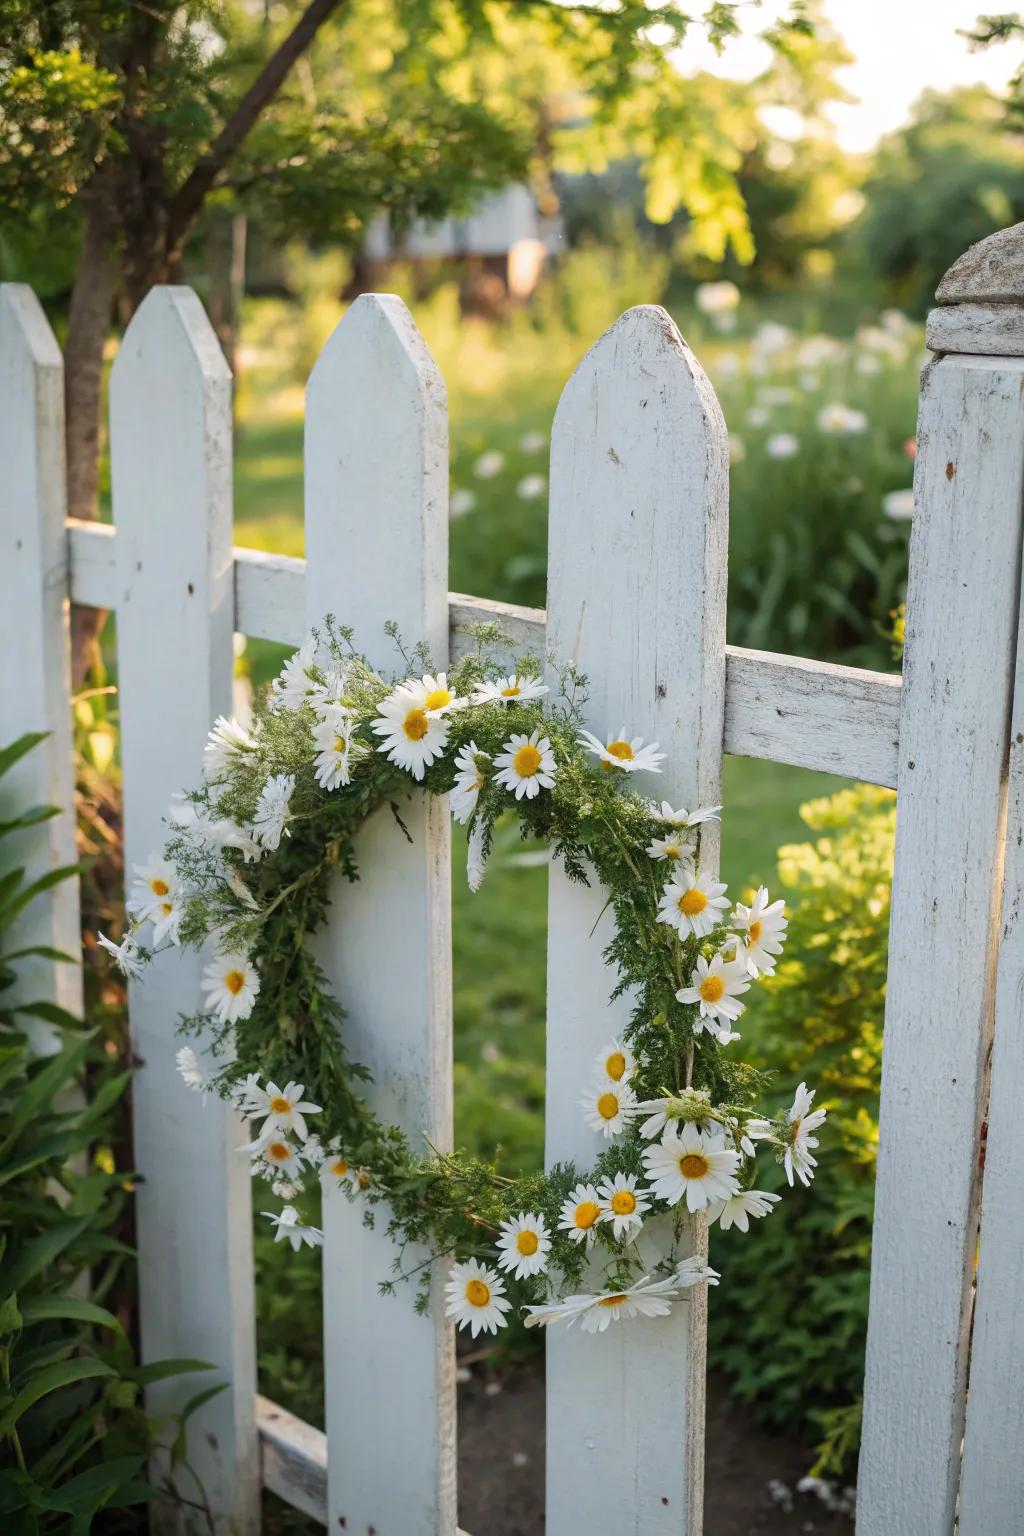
xmin=0 ymin=806 xmax=60 ymax=839
xmin=0 ymin=733 xmax=47 ymax=782
xmin=0 ymin=1033 xmax=90 ymax=1150
xmin=76 ymin=1069 xmax=131 ymax=1129
xmin=0 ymin=1216 xmax=90 ymax=1296
xmin=0 ymin=1130 xmax=92 ymax=1187
xmin=126 ymin=1357 xmax=214 ymax=1386
xmin=0 ymin=1357 xmax=114 ymax=1433
xmin=0 ymin=865 xmax=81 ymax=926
xmin=0 ymin=1293 xmax=22 ymax=1334
xmin=31 ymin=1455 xmax=145 ymax=1513
xmin=0 ymin=946 xmax=79 ymax=966
xmin=18 ymin=1295 xmax=123 ymax=1335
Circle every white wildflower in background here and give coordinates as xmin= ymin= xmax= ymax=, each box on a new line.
xmin=746 ymin=405 xmax=770 ymax=429
xmin=270 ymin=641 xmax=317 ymax=711
xmin=201 ymin=952 xmax=261 ymax=1024
xmin=676 ymin=951 xmax=750 ymax=1031
xmin=495 ymin=1211 xmax=551 ymax=1279
xmin=855 ymin=353 xmax=882 ymax=376
xmin=882 ymin=488 xmax=914 ymax=520
xmin=516 ymin=474 xmax=547 ymax=501
xmin=765 ymin=433 xmax=799 ymax=460
xmin=372 ymin=677 xmax=453 ymax=781
xmin=466 ymin=818 xmax=489 ymax=892
xmin=732 ymin=887 xmax=788 ymax=976
xmin=203 ymin=715 xmax=257 ymax=779
xmin=176 ymin=1045 xmax=207 ymax=1093
xmin=643 ymin=1123 xmax=742 ymax=1212
xmin=577 ymin=729 xmax=665 ymax=775
xmin=312 ymin=708 xmax=361 ymax=791
xmin=597 ymin=1172 xmax=651 ymax=1240
xmin=797 ymin=335 xmax=846 ymax=369
xmin=253 ymin=773 xmax=295 ymax=851
xmin=450 ymin=742 xmax=488 ymax=824
xmin=473 ymin=450 xmax=505 ymax=480
xmin=728 ymin=433 xmax=746 ymax=463
xmin=656 ymin=869 xmax=730 ymax=940
xmin=519 ymin=429 xmax=547 ymax=453
xmin=264 ymin=1205 xmax=323 ymax=1251
xmin=449 ymin=488 xmax=477 ymax=518
xmin=695 ymin=280 xmax=740 ymax=316
xmin=817 ymin=403 xmax=868 ymax=435
xmin=752 ymin=321 xmax=793 ymax=357
xmin=652 ymin=801 xmax=720 ymax=831
xmin=557 ymin=1182 xmax=603 ymax=1246
xmin=444 ymin=1260 xmax=511 ymax=1336
xmin=592 ymin=1040 xmax=634 ymax=1085
xmin=493 ymin=729 xmax=557 ymax=799
xmin=581 ymin=1078 xmax=636 ymax=1138
xmin=244 ymin=1079 xmax=321 ymax=1143
xmin=783 ymin=1082 xmax=826 ymax=1187
xmin=472 ymin=674 xmax=548 ymax=706
xmin=707 ymin=1189 xmax=780 ymax=1232
xmin=97 ymin=931 xmax=143 ymax=979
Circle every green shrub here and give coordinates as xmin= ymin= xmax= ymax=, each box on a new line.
xmin=708 ymin=783 xmax=894 ymax=1471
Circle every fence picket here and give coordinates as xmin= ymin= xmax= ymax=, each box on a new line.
xmin=857 ymin=333 xmax=1024 ymax=1529
xmin=304 ymin=295 xmax=456 ymax=1535
xmin=0 ymin=286 xmax=81 ymax=1035
xmin=110 ymin=288 xmax=258 ymax=1531
xmin=544 ymin=306 xmax=729 ymax=1536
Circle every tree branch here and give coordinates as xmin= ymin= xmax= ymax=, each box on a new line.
xmin=164 ymin=0 xmax=346 ymax=261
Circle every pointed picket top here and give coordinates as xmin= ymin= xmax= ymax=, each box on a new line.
xmin=0 ymin=282 xmax=63 ymax=372
xmin=113 ymin=285 xmax=231 ymax=391
xmin=309 ymin=290 xmax=445 ymax=411
xmin=936 ymin=221 xmax=1024 ymax=304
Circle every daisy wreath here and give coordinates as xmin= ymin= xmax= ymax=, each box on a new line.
xmin=102 ymin=619 xmax=826 ymax=1339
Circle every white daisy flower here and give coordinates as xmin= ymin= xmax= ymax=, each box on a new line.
xmin=592 ymin=1040 xmax=635 ymax=1085
xmin=557 ymin=1182 xmax=603 ymax=1246
xmin=707 ymin=1189 xmax=781 ymax=1232
xmin=522 ymin=1293 xmax=596 ymax=1330
xmin=471 ymin=674 xmax=548 ymax=706
xmin=817 ymin=402 xmax=867 ymax=435
xmin=97 ymin=930 xmax=144 ymax=979
xmin=642 ymin=1123 xmax=742 ymax=1212
xmin=444 ymin=1260 xmax=511 ymax=1337
xmin=371 ymin=682 xmax=450 ymax=781
xmin=201 ymin=952 xmax=260 ymax=1025
xmin=651 ymin=802 xmax=721 ymax=830
xmin=493 ymin=729 xmax=556 ymax=800
xmin=146 ymin=890 xmax=183 ymax=947
xmin=313 ymin=708 xmax=362 ymax=791
xmin=646 ymin=833 xmax=690 ymax=864
xmin=466 ymin=817 xmax=489 ymax=892
xmin=450 ymin=488 xmax=476 ymax=518
xmin=253 ymin=773 xmax=295 ymax=851
xmin=450 ymin=742 xmax=489 ymax=825
xmin=732 ymin=887 xmax=788 ymax=976
xmin=473 ymin=450 xmax=505 ymax=480
xmin=264 ymin=1205 xmax=323 ymax=1251
xmin=581 ymin=1078 xmax=636 ymax=1138
xmin=246 ymin=1079 xmax=322 ymax=1143
xmin=520 ymin=429 xmax=546 ymax=453
xmin=882 ymin=488 xmax=915 ymax=521
xmin=176 ymin=1045 xmax=207 ymax=1093
xmin=526 ymin=1272 xmax=710 ymax=1334
xmin=244 ymin=1132 xmax=304 ymax=1181
xmin=597 ymin=1172 xmax=651 ymax=1241
xmin=495 ymin=1211 xmax=551 ymax=1279
xmin=656 ymin=869 xmax=730 ymax=939
xmin=516 ymin=473 xmax=547 ymax=501
xmin=578 ymin=728 xmax=665 ymax=775
xmin=270 ymin=640 xmax=317 ymax=710
xmin=129 ymin=855 xmax=178 ymax=922
xmin=766 ymin=432 xmax=799 ymax=460
xmin=676 ymin=951 xmax=750 ymax=1028
xmin=675 ymin=1254 xmax=721 ymax=1288
xmin=203 ymin=715 xmax=257 ymax=780
xmin=784 ymin=1082 xmax=827 ymax=1187
xmin=319 ymin=1148 xmax=360 ymax=1190
xmin=629 ymin=1097 xmax=675 ymax=1139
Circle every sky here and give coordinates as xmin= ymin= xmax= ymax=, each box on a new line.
xmin=681 ymin=0 xmax=1023 ymax=151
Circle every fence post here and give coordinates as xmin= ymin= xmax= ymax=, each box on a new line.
xmin=110 ymin=288 xmax=259 ymax=1532
xmin=935 ymin=224 xmax=1024 ymax=1534
xmin=544 ymin=306 xmax=729 ymax=1535
xmin=0 ymin=286 xmax=81 ymax=1039
xmin=304 ymin=295 xmax=456 ymax=1534
xmin=857 ymin=226 xmax=1024 ymax=1534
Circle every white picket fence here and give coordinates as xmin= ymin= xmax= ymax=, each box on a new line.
xmin=3 ymin=218 xmax=1024 ymax=1535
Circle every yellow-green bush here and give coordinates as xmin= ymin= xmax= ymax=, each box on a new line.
xmin=708 ymin=784 xmax=895 ymax=1470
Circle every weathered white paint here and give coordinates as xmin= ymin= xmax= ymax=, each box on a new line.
xmin=856 ymin=349 xmax=1024 ymax=1534
xmin=926 ymin=301 xmax=1024 ymax=356
xmin=936 ymin=220 xmax=1024 ymax=303
xmin=110 ymin=288 xmax=258 ymax=1533
xmin=304 ymin=294 xmax=457 ymax=1536
xmin=0 ymin=286 xmax=81 ymax=1036
xmin=67 ymin=519 xmax=903 ymax=786
xmin=543 ymin=306 xmax=728 ymax=1536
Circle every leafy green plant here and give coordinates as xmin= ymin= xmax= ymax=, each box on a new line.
xmin=0 ymin=733 xmax=216 ymax=1532
xmin=708 ymin=783 xmax=894 ymax=1472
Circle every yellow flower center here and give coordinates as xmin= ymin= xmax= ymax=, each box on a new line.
xmin=606 ymin=740 xmax=634 ymax=762
xmin=465 ymin=1278 xmax=490 ymax=1307
xmin=332 ymin=1158 xmax=349 ymax=1177
xmin=516 ymin=1230 xmax=539 ymax=1256
xmin=610 ymin=1190 xmax=636 ymax=1216
xmin=403 ymin=708 xmax=429 ymax=741
xmin=160 ymin=902 xmax=173 ymax=916
xmin=679 ymin=888 xmax=708 ymax=917
xmin=597 ymin=1092 xmax=620 ymax=1120
xmin=150 ymin=877 xmax=170 ymax=896
xmin=574 ymin=1201 xmax=600 ymax=1230
xmin=267 ymin=1141 xmax=290 ymax=1163
xmin=748 ymin=919 xmax=762 ymax=943
xmin=665 ymin=843 xmax=682 ymax=860
xmin=500 ymin=684 xmax=521 ymax=697
xmin=679 ymin=1154 xmax=709 ymax=1180
xmin=790 ymin=1119 xmax=802 ymax=1141
xmin=225 ymin=970 xmax=246 ymax=996
xmin=333 ymin=736 xmax=347 ymax=753
xmin=605 ymin=1051 xmax=626 ymax=1082
xmin=700 ymin=976 xmax=725 ymax=1004
xmin=424 ymin=688 xmax=452 ymax=712
xmin=513 ymin=743 xmax=542 ymax=777
xmin=600 ymin=1293 xmax=629 ymax=1308
xmin=270 ymin=1095 xmax=291 ymax=1113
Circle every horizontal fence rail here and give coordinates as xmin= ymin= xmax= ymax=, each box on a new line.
xmin=66 ymin=518 xmax=902 ymax=788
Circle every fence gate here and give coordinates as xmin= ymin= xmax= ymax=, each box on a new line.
xmin=4 ymin=219 xmax=1024 ymax=1535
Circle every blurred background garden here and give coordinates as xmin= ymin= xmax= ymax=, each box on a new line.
xmin=3 ymin=0 xmax=1023 ymax=1527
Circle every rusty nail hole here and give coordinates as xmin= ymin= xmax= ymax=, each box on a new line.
xmin=187 ymin=581 xmax=194 ymax=595
xmin=946 ymin=461 xmax=955 ymax=480
xmin=907 ymin=760 xmax=915 ymax=770
xmin=661 ymin=1496 xmax=670 ymax=1505
xmin=656 ymin=682 xmax=667 ymax=699
xmin=337 ymin=1518 xmax=346 ymax=1529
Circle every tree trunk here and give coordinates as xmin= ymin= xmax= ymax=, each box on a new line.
xmin=65 ymin=176 xmax=118 ymax=685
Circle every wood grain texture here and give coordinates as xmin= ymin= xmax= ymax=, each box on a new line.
xmin=935 ymin=220 xmax=1024 ymax=303
xmin=110 ymin=288 xmax=258 ymax=1533
xmin=957 ymin=553 xmax=1024 ymax=1533
xmin=856 ymin=351 xmax=1024 ymax=1536
xmin=304 ymin=294 xmax=457 ymax=1536
xmin=543 ymin=306 xmax=729 ymax=1536
xmin=0 ymin=285 xmax=81 ymax=1038
xmin=926 ymin=301 xmax=1024 ymax=357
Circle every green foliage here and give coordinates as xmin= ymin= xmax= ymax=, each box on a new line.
xmin=0 ymin=735 xmax=215 ymax=1530
xmin=708 ymin=783 xmax=895 ymax=1471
